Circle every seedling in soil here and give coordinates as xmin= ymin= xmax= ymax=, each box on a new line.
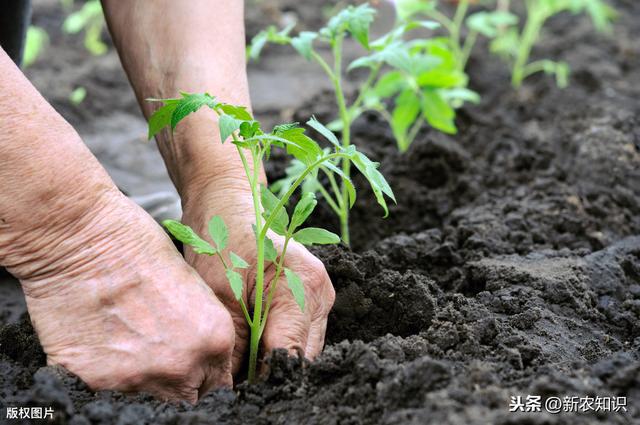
xmin=147 ymin=92 xmax=394 ymax=382
xmin=249 ymin=3 xmax=476 ymax=243
xmin=394 ymin=0 xmax=519 ymax=72
xmin=488 ymin=0 xmax=615 ymax=88
xmin=62 ymin=0 xmax=108 ymax=56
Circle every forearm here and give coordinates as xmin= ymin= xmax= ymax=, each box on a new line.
xmin=101 ymin=0 xmax=263 ymax=199
xmin=0 ymin=48 xmax=117 ymax=276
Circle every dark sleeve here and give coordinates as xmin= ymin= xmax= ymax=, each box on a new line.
xmin=0 ymin=0 xmax=32 ymax=66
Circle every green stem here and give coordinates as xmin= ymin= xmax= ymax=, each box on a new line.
xmin=317 ymin=183 xmax=342 ymax=216
xmin=215 ymin=251 xmax=253 ymax=326
xmin=258 ymin=236 xmax=291 ymax=338
xmin=247 ymin=148 xmax=265 ymax=384
xmin=259 ymin=153 xmax=347 ymax=243
xmin=350 ymin=62 xmax=382 ymax=113
xmin=459 ymin=30 xmax=478 ymax=70
xmin=512 ymin=2 xmax=546 ymax=88
xmin=325 ymin=168 xmax=344 ymax=209
xmin=331 ymin=35 xmax=352 ymax=246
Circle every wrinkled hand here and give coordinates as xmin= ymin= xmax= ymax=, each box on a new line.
xmin=182 ymin=182 xmax=335 ymax=374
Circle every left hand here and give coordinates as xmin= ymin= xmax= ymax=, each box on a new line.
xmin=181 ymin=179 xmax=336 ymax=375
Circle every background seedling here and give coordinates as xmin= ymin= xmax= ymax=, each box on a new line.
xmin=148 ymin=92 xmax=394 ymax=382
xmin=62 ymin=0 xmax=108 ymax=56
xmin=488 ymin=0 xmax=615 ymax=87
xmin=250 ymin=3 xmax=476 ymax=243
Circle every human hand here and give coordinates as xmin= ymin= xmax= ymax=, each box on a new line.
xmin=181 ymin=180 xmax=335 ymax=375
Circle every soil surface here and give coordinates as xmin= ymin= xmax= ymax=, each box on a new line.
xmin=1 ymin=0 xmax=639 ymax=424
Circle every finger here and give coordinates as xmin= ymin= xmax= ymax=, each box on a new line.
xmin=261 ymin=289 xmax=311 ymax=358
xmin=305 ymin=314 xmax=328 ymax=360
xmin=229 ymin=309 xmax=249 ymax=375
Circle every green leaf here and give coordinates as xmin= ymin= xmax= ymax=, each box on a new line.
xmin=307 ymin=117 xmax=341 ymax=148
xmin=219 ymin=114 xmax=244 ymax=142
xmin=293 ymin=227 xmax=341 ymax=245
xmin=373 ymin=71 xmax=406 ymax=99
xmin=421 ymin=88 xmax=457 ymax=134
xmin=162 ymin=220 xmax=216 ymax=255
xmin=394 ymin=0 xmax=436 ymax=21
xmin=466 ymin=11 xmax=518 ymax=38
xmin=219 ymin=104 xmax=253 ymax=121
xmin=352 ymin=151 xmax=396 ymax=217
xmin=148 ymin=102 xmax=179 ymax=140
xmin=208 ymin=216 xmax=228 ymax=251
xmin=323 ymin=3 xmax=376 ymax=48
xmin=275 ymin=126 xmax=323 ymax=166
xmin=391 ymin=89 xmax=421 ymax=152
xmin=248 ymin=24 xmax=294 ymax=60
xmin=230 ymin=252 xmax=249 ymax=269
xmin=261 ymin=185 xmax=289 ymax=236
xmin=322 ymin=162 xmax=357 ymax=207
xmin=226 ymin=269 xmax=244 ymax=300
xmin=171 ymin=93 xmax=218 ymax=129
xmin=291 ymin=31 xmax=318 ymax=60
xmin=290 ymin=192 xmax=317 ymax=231
xmin=417 ymin=69 xmax=467 ymax=88
xmin=23 ymin=26 xmax=49 ymax=68
xmin=264 ymin=236 xmax=278 ymax=262
xmin=284 ymin=268 xmax=305 ymax=311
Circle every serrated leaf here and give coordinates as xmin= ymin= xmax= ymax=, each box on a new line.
xmin=276 ymin=127 xmax=323 ymax=166
xmin=208 ymin=216 xmax=228 ymax=251
xmin=230 ymin=252 xmax=249 ymax=269
xmin=226 ymin=269 xmax=244 ymax=300
xmin=293 ymin=228 xmax=341 ymax=245
xmin=162 ymin=220 xmax=216 ymax=255
xmin=323 ymin=4 xmax=376 ymax=48
xmin=291 ymin=31 xmax=317 ymax=60
xmin=264 ymin=236 xmax=278 ymax=262
xmin=290 ymin=192 xmax=317 ymax=231
xmin=148 ymin=102 xmax=178 ymax=140
xmin=171 ymin=93 xmax=217 ymax=129
xmin=284 ymin=268 xmax=305 ymax=311
xmin=219 ymin=104 xmax=253 ymax=121
xmin=307 ymin=117 xmax=341 ymax=148
xmin=261 ymin=185 xmax=289 ymax=235
xmin=219 ymin=114 xmax=244 ymax=142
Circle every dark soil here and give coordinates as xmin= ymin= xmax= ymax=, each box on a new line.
xmin=1 ymin=0 xmax=639 ymax=424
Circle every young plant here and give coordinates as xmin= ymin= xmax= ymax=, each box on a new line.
xmin=249 ymin=3 xmax=476 ymax=243
xmin=62 ymin=0 xmax=108 ymax=56
xmin=147 ymin=92 xmax=394 ymax=382
xmin=23 ymin=26 xmax=49 ymax=68
xmin=489 ymin=0 xmax=615 ymax=87
xmin=394 ymin=0 xmax=518 ymax=72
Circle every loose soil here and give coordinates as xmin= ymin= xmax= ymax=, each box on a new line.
xmin=1 ymin=0 xmax=639 ymax=424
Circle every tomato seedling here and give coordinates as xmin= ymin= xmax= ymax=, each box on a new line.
xmin=147 ymin=92 xmax=394 ymax=382
xmin=489 ymin=0 xmax=615 ymax=87
xmin=250 ymin=3 xmax=476 ymax=243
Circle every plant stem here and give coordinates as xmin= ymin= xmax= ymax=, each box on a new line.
xmin=331 ymin=35 xmax=352 ymax=246
xmin=512 ymin=1 xmax=546 ymax=88
xmin=247 ymin=148 xmax=265 ymax=384
xmin=258 ymin=236 xmax=291 ymax=338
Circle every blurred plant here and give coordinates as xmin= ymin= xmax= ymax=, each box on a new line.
xmin=148 ymin=93 xmax=393 ymax=381
xmin=23 ymin=26 xmax=49 ymax=68
xmin=489 ymin=0 xmax=616 ymax=87
xmin=69 ymin=86 xmax=87 ymax=105
xmin=62 ymin=0 xmax=108 ymax=56
xmin=249 ymin=3 xmax=473 ymax=243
